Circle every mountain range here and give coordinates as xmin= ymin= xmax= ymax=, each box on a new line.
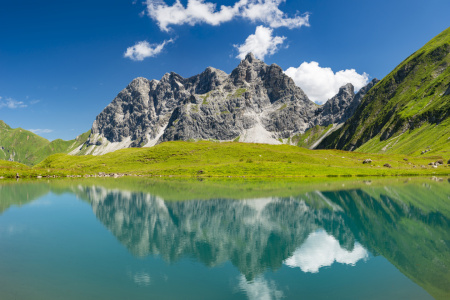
xmin=1 ymin=27 xmax=449 ymax=165
xmin=70 ymin=53 xmax=377 ymax=156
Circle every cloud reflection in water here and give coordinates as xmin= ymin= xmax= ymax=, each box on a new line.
xmin=284 ymin=229 xmax=368 ymax=273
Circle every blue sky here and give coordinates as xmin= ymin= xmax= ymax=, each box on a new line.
xmin=1 ymin=0 xmax=449 ymax=141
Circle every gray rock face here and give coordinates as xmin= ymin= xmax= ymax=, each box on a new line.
xmin=314 ymin=79 xmax=379 ymax=126
xmin=80 ymin=53 xmax=378 ymax=155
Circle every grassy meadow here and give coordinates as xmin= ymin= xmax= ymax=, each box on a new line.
xmin=1 ymin=140 xmax=450 ymax=179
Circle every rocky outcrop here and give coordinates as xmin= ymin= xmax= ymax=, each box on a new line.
xmin=73 ymin=53 xmax=377 ymax=155
xmin=314 ymin=79 xmax=379 ymax=126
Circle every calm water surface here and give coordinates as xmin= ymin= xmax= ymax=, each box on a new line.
xmin=0 ymin=178 xmax=449 ymax=299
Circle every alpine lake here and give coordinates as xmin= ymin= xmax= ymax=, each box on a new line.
xmin=0 ymin=176 xmax=449 ymax=300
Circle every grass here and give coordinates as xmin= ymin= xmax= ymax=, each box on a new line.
xmin=200 ymin=92 xmax=210 ymax=104
xmin=321 ymin=27 xmax=450 ymax=152
xmin=0 ymin=120 xmax=90 ymax=166
xmin=234 ymin=88 xmax=247 ymax=97
xmin=357 ymin=117 xmax=450 ymax=156
xmin=0 ymin=121 xmax=49 ymax=165
xmin=292 ymin=124 xmax=334 ymax=148
xmin=0 ymin=140 xmax=443 ymax=178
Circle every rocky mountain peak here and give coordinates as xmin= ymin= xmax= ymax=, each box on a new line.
xmin=314 ymin=80 xmax=378 ymax=126
xmin=337 ymin=83 xmax=355 ymax=96
xmin=74 ymin=58 xmax=378 ymax=156
xmin=244 ymin=52 xmax=257 ymax=63
xmin=127 ymin=77 xmax=150 ymax=90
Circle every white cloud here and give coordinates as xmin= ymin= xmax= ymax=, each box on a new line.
xmin=241 ymin=0 xmax=309 ymax=29
xmin=0 ymin=97 xmax=28 ymax=109
xmin=283 ymin=230 xmax=368 ymax=273
xmin=124 ymin=39 xmax=174 ymax=61
xmin=145 ymin=0 xmax=309 ymax=32
xmin=235 ymin=25 xmax=285 ymax=60
xmin=285 ymin=61 xmax=369 ymax=104
xmin=28 ymin=129 xmax=54 ymax=134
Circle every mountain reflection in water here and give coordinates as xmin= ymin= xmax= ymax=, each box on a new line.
xmin=0 ymin=178 xmax=449 ymax=299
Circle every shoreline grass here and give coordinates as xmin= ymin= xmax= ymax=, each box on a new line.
xmin=1 ymin=141 xmax=450 ymax=179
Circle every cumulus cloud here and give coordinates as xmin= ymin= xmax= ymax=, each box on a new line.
xmin=285 ymin=61 xmax=369 ymax=104
xmin=235 ymin=26 xmax=285 ymax=60
xmin=124 ymin=39 xmax=174 ymax=61
xmin=241 ymin=0 xmax=309 ymax=29
xmin=283 ymin=230 xmax=368 ymax=273
xmin=145 ymin=0 xmax=309 ymax=32
xmin=28 ymin=129 xmax=54 ymax=134
xmin=0 ymin=97 xmax=27 ymax=109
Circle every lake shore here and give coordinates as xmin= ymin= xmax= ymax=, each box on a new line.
xmin=1 ymin=141 xmax=450 ymax=179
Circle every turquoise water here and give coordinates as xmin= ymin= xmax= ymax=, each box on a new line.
xmin=0 ymin=178 xmax=449 ymax=299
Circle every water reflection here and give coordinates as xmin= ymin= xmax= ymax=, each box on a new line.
xmin=0 ymin=178 xmax=449 ymax=299
xmin=284 ymin=230 xmax=368 ymax=273
xmin=71 ymin=181 xmax=450 ymax=299
xmin=81 ymin=186 xmax=364 ymax=280
xmin=238 ymin=275 xmax=284 ymax=300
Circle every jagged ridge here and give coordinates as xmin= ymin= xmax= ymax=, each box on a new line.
xmin=74 ymin=53 xmax=376 ymax=155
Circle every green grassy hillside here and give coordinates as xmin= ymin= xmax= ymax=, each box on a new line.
xmin=34 ymin=140 xmax=450 ymax=177
xmin=0 ymin=121 xmax=49 ymax=164
xmin=0 ymin=120 xmax=90 ymax=165
xmin=319 ymin=27 xmax=450 ymax=155
xmin=291 ymin=124 xmax=335 ymax=148
xmin=31 ymin=130 xmax=91 ymax=163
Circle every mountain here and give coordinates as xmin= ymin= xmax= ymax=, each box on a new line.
xmin=0 ymin=120 xmax=90 ymax=165
xmin=292 ymin=79 xmax=379 ymax=149
xmin=70 ymin=53 xmax=376 ymax=156
xmin=318 ymin=27 xmax=450 ymax=155
xmin=0 ymin=120 xmax=48 ymax=164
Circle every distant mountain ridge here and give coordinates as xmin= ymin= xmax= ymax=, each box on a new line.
xmin=70 ymin=53 xmax=376 ymax=156
xmin=0 ymin=120 xmax=89 ymax=165
xmin=3 ymin=28 xmax=450 ymax=163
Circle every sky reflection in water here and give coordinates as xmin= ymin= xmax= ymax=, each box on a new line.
xmin=0 ymin=178 xmax=448 ymax=299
